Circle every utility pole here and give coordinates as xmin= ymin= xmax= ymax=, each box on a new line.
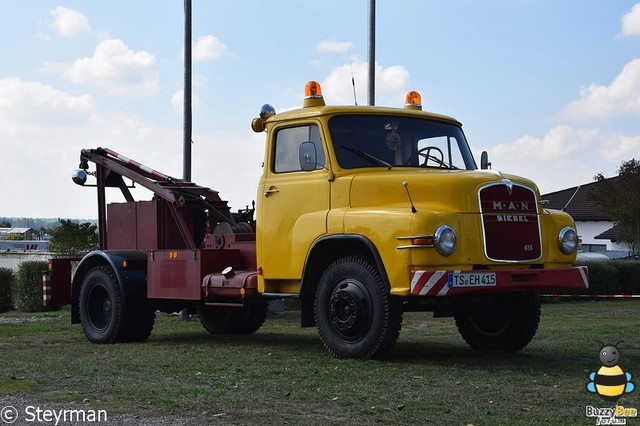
xmin=367 ymin=0 xmax=375 ymax=106
xmin=183 ymin=0 xmax=192 ymax=182
xmin=181 ymin=0 xmax=192 ymax=321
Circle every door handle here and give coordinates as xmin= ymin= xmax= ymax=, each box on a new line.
xmin=264 ymin=188 xmax=279 ymax=197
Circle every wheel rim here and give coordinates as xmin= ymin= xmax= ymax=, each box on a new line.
xmin=327 ymin=279 xmax=372 ymax=341
xmin=86 ymin=285 xmax=111 ymax=331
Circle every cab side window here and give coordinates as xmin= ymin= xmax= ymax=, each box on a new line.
xmin=273 ymin=125 xmax=325 ymax=173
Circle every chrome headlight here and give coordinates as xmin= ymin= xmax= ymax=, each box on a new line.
xmin=558 ymin=227 xmax=578 ymax=255
xmin=434 ymin=225 xmax=456 ymax=256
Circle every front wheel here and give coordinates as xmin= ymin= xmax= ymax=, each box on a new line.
xmin=314 ymin=256 xmax=402 ymax=360
xmin=454 ymin=293 xmax=541 ymax=352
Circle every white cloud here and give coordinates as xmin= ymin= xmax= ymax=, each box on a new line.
xmin=0 ymin=77 xmax=187 ymax=218
xmin=558 ymin=58 xmax=640 ymax=121
xmin=622 ymin=3 xmax=640 ymax=36
xmin=492 ymin=125 xmax=581 ymax=160
xmin=600 ymin=132 xmax=640 ymax=161
xmin=0 ymin=78 xmax=98 ymax=217
xmin=61 ymin=39 xmax=160 ymax=97
xmin=488 ymin=126 xmax=639 ymax=193
xmin=0 ymin=77 xmax=95 ymax=128
xmin=171 ymin=89 xmax=203 ymax=113
xmin=322 ymin=57 xmax=410 ymax=106
xmin=317 ymin=39 xmax=353 ymax=53
xmin=193 ymin=35 xmax=227 ymax=62
xmin=50 ymin=6 xmax=91 ymax=38
xmin=191 ymin=131 xmax=265 ymax=215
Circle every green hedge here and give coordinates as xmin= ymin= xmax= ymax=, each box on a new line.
xmin=575 ymin=260 xmax=640 ymax=295
xmin=14 ymin=261 xmax=48 ymax=312
xmin=0 ymin=267 xmax=13 ymax=313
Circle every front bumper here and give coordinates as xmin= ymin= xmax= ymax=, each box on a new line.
xmin=410 ymin=266 xmax=589 ymax=297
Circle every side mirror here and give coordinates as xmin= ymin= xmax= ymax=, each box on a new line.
xmin=480 ymin=151 xmax=491 ymax=170
xmin=299 ymin=142 xmax=317 ymax=171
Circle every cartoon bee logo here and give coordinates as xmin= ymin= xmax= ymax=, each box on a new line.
xmin=586 ymin=341 xmax=635 ymax=402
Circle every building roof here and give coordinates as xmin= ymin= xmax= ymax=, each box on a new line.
xmin=0 ymin=227 xmax=35 ymax=235
xmin=594 ymin=224 xmax=633 ymax=242
xmin=541 ymin=178 xmax=616 ymax=221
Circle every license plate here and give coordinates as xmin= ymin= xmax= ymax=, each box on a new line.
xmin=448 ymin=272 xmax=497 ymax=287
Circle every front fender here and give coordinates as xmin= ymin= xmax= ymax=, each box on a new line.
xmin=299 ymin=234 xmax=390 ymax=327
xmin=70 ymin=250 xmax=147 ymax=323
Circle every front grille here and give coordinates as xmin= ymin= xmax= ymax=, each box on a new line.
xmin=478 ymin=181 xmax=541 ymax=262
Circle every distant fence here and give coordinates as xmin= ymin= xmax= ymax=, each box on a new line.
xmin=0 ymin=252 xmax=52 ymax=272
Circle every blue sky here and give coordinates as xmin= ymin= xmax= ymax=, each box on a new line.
xmin=2 ymin=1 xmax=640 ymax=218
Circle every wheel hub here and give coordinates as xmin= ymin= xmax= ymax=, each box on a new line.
xmin=87 ymin=285 xmax=111 ymax=330
xmin=102 ymin=299 xmax=112 ymax=316
xmin=328 ymin=281 xmax=370 ymax=340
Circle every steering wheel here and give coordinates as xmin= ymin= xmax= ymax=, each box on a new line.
xmin=416 ymin=146 xmax=445 ymax=167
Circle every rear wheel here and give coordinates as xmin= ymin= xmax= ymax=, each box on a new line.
xmin=79 ymin=266 xmax=125 ymax=343
xmin=314 ymin=255 xmax=402 ymax=360
xmin=454 ymin=293 xmax=540 ymax=352
xmin=198 ymin=301 xmax=268 ymax=334
xmin=79 ymin=266 xmax=155 ymax=343
xmin=120 ymin=302 xmax=156 ymax=343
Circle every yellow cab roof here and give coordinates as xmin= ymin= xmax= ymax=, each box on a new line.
xmin=266 ymin=104 xmax=463 ymax=127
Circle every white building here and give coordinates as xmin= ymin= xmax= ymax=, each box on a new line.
xmin=541 ymin=178 xmax=633 ymax=257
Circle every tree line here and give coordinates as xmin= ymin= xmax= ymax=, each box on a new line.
xmin=590 ymin=158 xmax=640 ymax=257
xmin=1 ymin=219 xmax=98 ymax=257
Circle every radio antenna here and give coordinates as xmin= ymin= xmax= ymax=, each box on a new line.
xmin=403 ymin=181 xmax=417 ymax=213
xmin=349 ymin=53 xmax=358 ymax=105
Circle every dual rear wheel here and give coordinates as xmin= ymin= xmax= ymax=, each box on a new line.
xmin=79 ymin=266 xmax=155 ymax=343
xmin=198 ymin=301 xmax=268 ymax=335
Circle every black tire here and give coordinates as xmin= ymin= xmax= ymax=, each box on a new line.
xmin=79 ymin=266 xmax=155 ymax=343
xmin=454 ymin=293 xmax=541 ymax=352
xmin=198 ymin=301 xmax=268 ymax=335
xmin=79 ymin=266 xmax=126 ymax=343
xmin=314 ymin=256 xmax=402 ymax=360
xmin=120 ymin=302 xmax=156 ymax=343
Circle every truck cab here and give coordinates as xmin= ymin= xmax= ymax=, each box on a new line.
xmin=252 ymin=81 xmax=588 ymax=359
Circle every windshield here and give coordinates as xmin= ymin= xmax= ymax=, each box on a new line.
xmin=329 ymin=115 xmax=477 ymax=170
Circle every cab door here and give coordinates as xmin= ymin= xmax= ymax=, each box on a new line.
xmin=257 ymin=123 xmax=330 ymax=283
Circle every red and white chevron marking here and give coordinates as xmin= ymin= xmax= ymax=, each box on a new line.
xmin=410 ymin=266 xmax=589 ymax=297
xmin=410 ymin=270 xmax=452 ymax=296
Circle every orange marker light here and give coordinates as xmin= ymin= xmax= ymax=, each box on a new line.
xmin=305 ymin=81 xmax=323 ymax=98
xmin=405 ymin=91 xmax=422 ymax=109
xmin=412 ymin=237 xmax=435 ymax=246
xmin=303 ymin=81 xmax=326 ymax=107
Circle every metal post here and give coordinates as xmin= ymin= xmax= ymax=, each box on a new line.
xmin=181 ymin=0 xmax=192 ymax=321
xmin=183 ymin=0 xmax=192 ymax=182
xmin=367 ymin=0 xmax=376 ymax=106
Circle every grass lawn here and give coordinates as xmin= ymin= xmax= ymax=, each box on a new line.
xmin=1 ymin=300 xmax=639 ymax=425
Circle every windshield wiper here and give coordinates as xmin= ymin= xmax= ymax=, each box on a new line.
xmin=340 ymin=146 xmax=392 ymax=169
